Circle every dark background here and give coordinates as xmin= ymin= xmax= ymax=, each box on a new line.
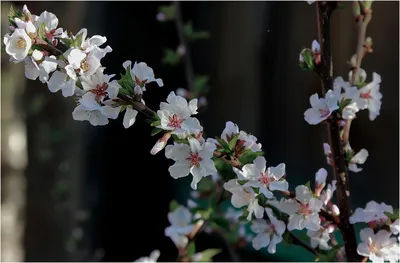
xmin=1 ymin=1 xmax=399 ymax=262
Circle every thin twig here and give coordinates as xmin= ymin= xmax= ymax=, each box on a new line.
xmin=173 ymin=1 xmax=196 ymax=92
xmin=34 ymin=38 xmax=63 ymax=56
xmin=316 ymin=2 xmax=361 ymax=261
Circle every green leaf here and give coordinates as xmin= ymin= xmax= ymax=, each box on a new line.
xmin=150 ymin=119 xmax=161 ymax=127
xmin=238 ymin=209 xmax=249 ymax=221
xmin=172 ymin=134 xmax=189 ymax=144
xmin=151 ymin=128 xmax=163 ymax=136
xmin=304 ymin=180 xmax=311 ymax=189
xmin=299 ymin=48 xmax=314 ymax=71
xmin=117 ymin=66 xmax=134 ymax=93
xmin=338 ymin=98 xmax=352 ymax=112
xmin=385 ymin=209 xmax=400 ymax=220
xmin=238 ymin=150 xmax=264 ymax=165
xmin=197 ymin=208 xmax=213 ymax=220
xmin=184 ymin=21 xmax=194 ymax=38
xmin=187 ymin=242 xmax=196 ymax=257
xmin=169 ymin=200 xmax=180 ymax=212
xmin=8 ymin=5 xmax=22 ymax=25
xmin=188 ymin=31 xmax=211 ymax=42
xmin=197 ymin=177 xmax=214 ymax=192
xmin=162 ymin=48 xmax=181 ymax=66
xmin=215 ymin=136 xmax=230 ymax=151
xmin=210 ymin=217 xmax=230 ymax=231
xmin=37 ymin=23 xmax=47 ymax=40
xmin=196 ymin=248 xmax=222 ymax=262
xmin=74 ymin=31 xmax=84 ymax=48
xmin=158 ymin=4 xmax=175 ymax=20
xmin=193 ymin=75 xmax=209 ymax=94
xmin=228 ymin=133 xmax=240 ymax=151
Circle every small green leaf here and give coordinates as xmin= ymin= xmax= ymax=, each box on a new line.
xmin=184 ymin=21 xmax=194 ymax=38
xmin=158 ymin=4 xmax=175 ymax=20
xmin=238 ymin=209 xmax=249 ymax=221
xmin=338 ymin=98 xmax=352 ymax=112
xmin=150 ymin=119 xmax=161 ymax=127
xmin=282 ymin=231 xmax=293 ymax=244
xmin=197 ymin=208 xmax=213 ymax=220
xmin=172 ymin=134 xmax=189 ymax=144
xmin=169 ymin=200 xmax=180 ymax=212
xmin=187 ymin=242 xmax=196 ymax=257
xmin=304 ymin=181 xmax=311 ymax=189
xmin=189 ymin=31 xmax=211 ymax=41
xmin=196 ymin=248 xmax=222 ymax=262
xmin=238 ymin=150 xmax=264 ymax=165
xmin=385 ymin=209 xmax=400 ymax=221
xmin=117 ymin=66 xmax=134 ymax=93
xmin=74 ymin=31 xmax=84 ymax=48
xmin=299 ymin=48 xmax=314 ymax=71
xmin=228 ymin=133 xmax=240 ymax=151
xmin=215 ymin=136 xmax=230 ymax=151
xmin=162 ymin=48 xmax=181 ymax=66
xmin=151 ymin=128 xmax=163 ymax=136
xmin=37 ymin=23 xmax=47 ymax=40
xmin=193 ymin=75 xmax=209 ymax=94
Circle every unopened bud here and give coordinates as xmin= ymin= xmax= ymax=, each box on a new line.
xmin=156 ymin=12 xmax=167 ymax=22
xmin=352 ymin=1 xmax=362 ymax=21
xmin=150 ymin=132 xmax=171 ymax=155
xmin=8 ymin=26 xmax=15 ymax=32
xmin=361 ymin=0 xmax=373 ymax=14
xmin=134 ymin=85 xmax=143 ymax=96
xmin=299 ymin=48 xmax=314 ymax=70
xmin=364 ymin=36 xmax=373 ymax=53
xmin=332 ymin=204 xmax=340 ymax=216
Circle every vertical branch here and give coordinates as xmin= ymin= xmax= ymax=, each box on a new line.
xmin=174 ymin=1 xmax=195 ymax=92
xmin=316 ymin=2 xmax=362 ymax=262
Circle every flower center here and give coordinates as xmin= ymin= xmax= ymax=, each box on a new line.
xmin=319 ymin=107 xmax=330 ymax=118
xmin=91 ymin=83 xmax=108 ymax=102
xmin=266 ymin=224 xmax=276 ymax=235
xmin=168 ymin=114 xmax=183 ymax=128
xmin=258 ymin=171 xmax=275 ymax=186
xmin=16 ymin=38 xmax=27 ymax=49
xmin=298 ymin=203 xmax=312 ymax=216
xmin=360 ymin=90 xmax=372 ymax=99
xmin=186 ymin=153 xmax=202 ymax=167
xmin=367 ymin=238 xmax=380 ymax=255
xmin=81 ymin=60 xmax=90 ymax=72
xmin=135 ymin=76 xmax=147 ymax=87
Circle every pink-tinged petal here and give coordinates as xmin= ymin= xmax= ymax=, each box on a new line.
xmin=287 ymin=214 xmax=303 ymax=231
xmin=268 ymin=235 xmax=282 ymax=254
xmin=269 ymin=180 xmax=289 ymax=192
xmin=252 ymin=233 xmax=270 ymax=250
xmin=305 ymin=213 xmax=321 ymax=231
xmin=359 ymin=228 xmax=374 ymax=242
xmin=295 ymin=185 xmax=312 ymax=204
xmin=304 ymin=108 xmax=324 ymax=125
xmin=357 ymin=243 xmax=371 ymax=257
xmin=165 ymin=143 xmax=190 ymax=161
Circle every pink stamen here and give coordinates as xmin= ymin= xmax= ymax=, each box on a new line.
xmin=258 ymin=171 xmax=275 ymax=186
xmin=186 ymin=153 xmax=202 ymax=167
xmin=299 ymin=203 xmax=312 ymax=216
xmin=168 ymin=114 xmax=183 ymax=128
xmin=319 ymin=108 xmax=330 ymax=118
xmin=360 ymin=90 xmax=372 ymax=99
xmin=90 ymin=83 xmax=108 ymax=102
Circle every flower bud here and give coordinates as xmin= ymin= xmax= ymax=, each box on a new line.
xmin=150 ymin=132 xmax=171 ymax=155
xmin=352 ymin=1 xmax=362 ymax=21
xmin=8 ymin=26 xmax=15 ymax=32
xmin=361 ymin=1 xmax=373 ymax=14
xmin=364 ymin=36 xmax=373 ymax=53
xmin=299 ymin=48 xmax=314 ymax=70
xmin=331 ymin=204 xmax=340 ymax=216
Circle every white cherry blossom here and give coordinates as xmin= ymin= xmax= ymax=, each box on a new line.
xmin=123 ymin=60 xmax=163 ymax=93
xmin=3 ymin=28 xmax=32 ymax=61
xmin=357 ymin=228 xmax=399 ymax=262
xmin=348 ymin=148 xmax=369 ymax=173
xmin=251 ymin=208 xmax=285 ymax=254
xmin=157 ymin=91 xmax=203 ymax=138
xmin=304 ymin=90 xmax=339 ymax=125
xmin=350 ymin=201 xmax=394 ymax=224
xmin=64 ymin=48 xmax=100 ymax=79
xmin=269 ymin=185 xmax=323 ymax=231
xmin=390 ymin=219 xmax=400 ymax=236
xmin=79 ymin=67 xmax=118 ymax=105
xmin=223 ymin=179 xmax=264 ymax=221
xmin=72 ymin=98 xmax=121 ymax=126
xmin=134 ymin=250 xmax=160 ymax=262
xmin=233 ymin=156 xmax=288 ymax=199
xmin=208 ymin=121 xmax=262 ymax=152
xmin=47 ymin=70 xmax=76 ymax=97
xmin=165 ymin=138 xmax=217 ymax=190
xmin=307 ymin=225 xmax=335 ymax=250
xmin=164 ymin=206 xmax=195 ymax=248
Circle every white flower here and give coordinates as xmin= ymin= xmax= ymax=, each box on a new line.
xmin=223 ymin=179 xmax=264 ymax=221
xmin=47 ymin=70 xmax=76 ymax=97
xmin=311 ymin=40 xmax=320 ymax=53
xmin=348 ymin=148 xmax=369 ymax=173
xmin=314 ymin=168 xmax=327 ymax=196
xmin=350 ymin=201 xmax=393 ymax=224
xmin=13 ymin=18 xmax=37 ymax=36
xmin=3 ymin=29 xmax=32 ymax=61
xmin=233 ymin=156 xmax=288 ymax=199
xmin=319 ymin=180 xmax=337 ymax=206
xmin=79 ymin=67 xmax=118 ymax=104
xmin=134 ymin=250 xmax=160 ymax=262
xmin=390 ymin=219 xmax=400 ymax=236
xmin=357 ymin=228 xmax=398 ymax=262
xmin=157 ymin=91 xmax=203 ymax=138
xmin=24 ymin=51 xmax=58 ymax=83
xmin=251 ymin=208 xmax=285 ymax=254
xmin=165 ymin=138 xmax=217 ymax=190
xmin=123 ymin=60 xmax=163 ymax=92
xmin=307 ymin=226 xmax=335 ymax=250
xmin=72 ymin=99 xmax=121 ymax=126
xmin=304 ymin=90 xmax=339 ymax=125
xmin=64 ymin=48 xmax=100 ymax=79
xmin=270 ymin=185 xmax=323 ymax=231
xmin=210 ymin=121 xmax=262 ymax=152
xmin=323 ymin=143 xmax=333 ymax=166
xmin=342 ymin=102 xmax=360 ymax=120
xmin=164 ymin=206 xmax=195 ymax=248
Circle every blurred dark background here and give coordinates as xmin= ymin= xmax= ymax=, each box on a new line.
xmin=1 ymin=1 xmax=398 ymax=262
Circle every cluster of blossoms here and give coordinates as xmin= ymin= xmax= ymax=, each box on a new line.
xmin=3 ymin=4 xmax=399 ymax=263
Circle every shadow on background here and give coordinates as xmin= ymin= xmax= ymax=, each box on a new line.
xmin=1 ymin=1 xmax=398 ymax=262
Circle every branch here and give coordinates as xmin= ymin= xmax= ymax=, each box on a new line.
xmin=344 ymin=5 xmax=373 ymax=145
xmin=173 ymin=1 xmax=195 ymax=92
xmin=290 ymin=232 xmax=317 ymax=256
xmin=117 ymin=94 xmax=156 ymax=119
xmin=316 ymin=2 xmax=361 ymax=261
xmin=34 ymin=38 xmax=63 ymax=56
